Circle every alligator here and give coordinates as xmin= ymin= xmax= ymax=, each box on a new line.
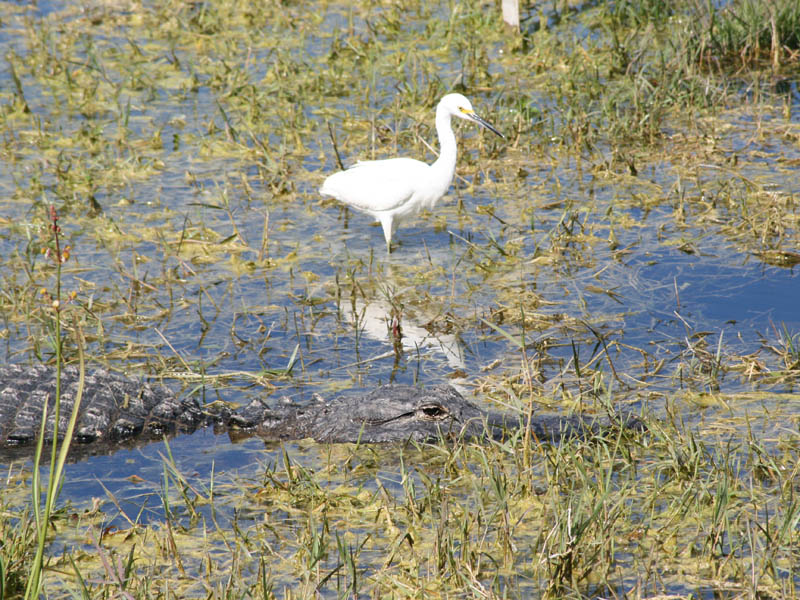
xmin=0 ymin=364 xmax=643 ymax=461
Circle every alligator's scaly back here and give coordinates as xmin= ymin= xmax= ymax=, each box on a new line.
xmin=0 ymin=364 xmax=204 ymax=449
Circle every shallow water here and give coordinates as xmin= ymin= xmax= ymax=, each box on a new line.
xmin=0 ymin=0 xmax=799 ymax=596
xmin=0 ymin=0 xmax=797 ymax=477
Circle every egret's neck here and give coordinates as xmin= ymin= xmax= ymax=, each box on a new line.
xmin=432 ymin=105 xmax=457 ymax=179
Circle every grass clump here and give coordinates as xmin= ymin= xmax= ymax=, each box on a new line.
xmin=0 ymin=207 xmax=86 ymax=599
xmin=3 ymin=399 xmax=797 ymax=598
xmin=26 ymin=207 xmax=86 ymax=599
xmin=0 ymin=474 xmax=36 ymax=600
xmin=691 ymin=0 xmax=800 ymax=71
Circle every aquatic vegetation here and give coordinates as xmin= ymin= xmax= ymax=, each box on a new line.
xmin=0 ymin=0 xmax=798 ymax=597
xmin=691 ymin=0 xmax=800 ymax=70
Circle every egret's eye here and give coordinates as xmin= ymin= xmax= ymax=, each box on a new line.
xmin=419 ymin=404 xmax=449 ymax=420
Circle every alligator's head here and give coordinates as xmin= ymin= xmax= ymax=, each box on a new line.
xmin=283 ymin=384 xmax=503 ymax=443
xmin=252 ymin=384 xmax=644 ymax=445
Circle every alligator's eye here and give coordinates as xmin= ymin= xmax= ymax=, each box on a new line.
xmin=419 ymin=404 xmax=449 ymax=420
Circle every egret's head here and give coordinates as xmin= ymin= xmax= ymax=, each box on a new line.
xmin=439 ymin=93 xmax=504 ymax=139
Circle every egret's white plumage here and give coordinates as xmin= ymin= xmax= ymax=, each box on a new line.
xmin=320 ymin=93 xmax=503 ymax=253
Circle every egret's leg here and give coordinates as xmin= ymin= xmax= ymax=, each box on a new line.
xmin=379 ymin=215 xmax=394 ymax=254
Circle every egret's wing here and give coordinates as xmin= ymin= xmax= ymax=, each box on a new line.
xmin=320 ymin=158 xmax=429 ymax=213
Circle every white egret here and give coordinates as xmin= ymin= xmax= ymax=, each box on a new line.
xmin=320 ymin=93 xmax=504 ymax=253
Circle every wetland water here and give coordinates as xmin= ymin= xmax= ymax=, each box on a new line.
xmin=1 ymin=0 xmax=799 ymax=596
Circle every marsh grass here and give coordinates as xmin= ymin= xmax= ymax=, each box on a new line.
xmin=5 ymin=206 xmax=88 ymax=599
xmin=690 ymin=0 xmax=800 ymax=71
xmin=0 ymin=472 xmax=35 ymax=599
xmin=4 ymin=400 xmax=798 ymax=597
xmin=0 ymin=0 xmax=799 ymax=596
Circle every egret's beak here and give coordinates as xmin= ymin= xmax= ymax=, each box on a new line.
xmin=466 ymin=111 xmax=505 ymax=139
